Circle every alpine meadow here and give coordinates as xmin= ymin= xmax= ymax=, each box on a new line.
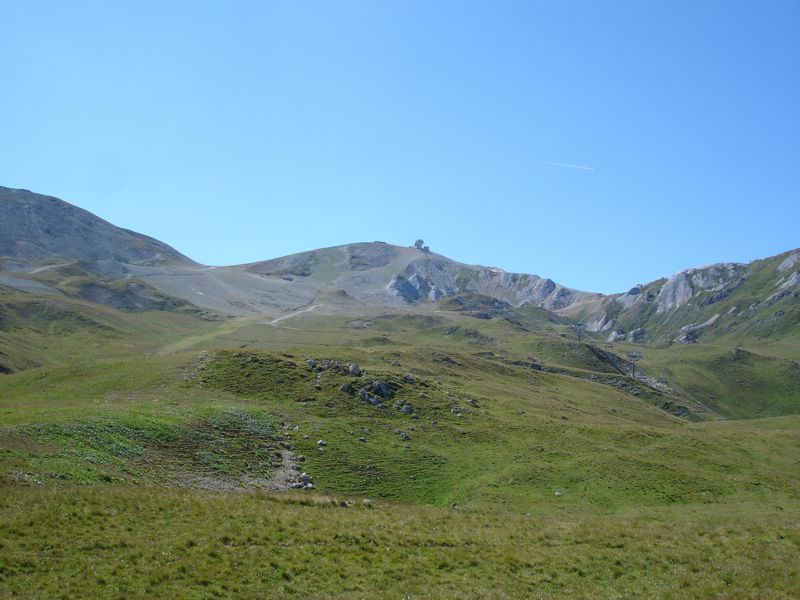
xmin=2 ymin=2 xmax=800 ymax=599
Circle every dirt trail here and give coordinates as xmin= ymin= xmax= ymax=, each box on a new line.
xmin=267 ymin=304 xmax=320 ymax=325
xmin=266 ymin=450 xmax=301 ymax=491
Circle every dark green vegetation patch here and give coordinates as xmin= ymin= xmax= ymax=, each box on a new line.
xmin=4 ymin=409 xmax=281 ymax=488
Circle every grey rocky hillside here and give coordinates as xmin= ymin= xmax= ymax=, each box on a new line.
xmin=1 ymin=186 xmax=797 ymax=344
xmin=0 ymin=186 xmax=193 ymax=267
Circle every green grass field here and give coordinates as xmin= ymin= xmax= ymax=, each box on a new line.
xmin=1 ymin=288 xmax=799 ymax=598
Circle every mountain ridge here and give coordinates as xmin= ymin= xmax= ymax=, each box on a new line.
xmin=1 ymin=186 xmax=797 ymax=345
xmin=0 ymin=186 xmax=194 ymax=267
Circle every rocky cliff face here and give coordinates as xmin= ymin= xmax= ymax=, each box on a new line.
xmin=385 ymin=256 xmax=600 ymax=311
xmin=590 ymin=251 xmax=800 ymax=343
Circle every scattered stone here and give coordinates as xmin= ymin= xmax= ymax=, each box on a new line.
xmin=299 ymin=472 xmax=313 ymax=485
xmin=297 ymin=455 xmax=306 ymax=462
xmin=340 ymin=382 xmax=354 ymax=394
xmin=391 ymin=360 xmax=401 ymax=367
xmin=555 ymin=488 xmax=565 ymax=497
xmin=303 ymin=434 xmax=310 ymax=439
xmin=349 ymin=363 xmax=362 ymax=376
xmin=438 ymin=354 xmax=458 ymax=366
xmin=358 ymin=437 xmax=367 ymax=443
xmin=306 ymin=359 xmax=317 ymax=369
xmin=362 ymin=499 xmax=373 ymax=508
xmin=317 ymin=440 xmax=327 ymax=446
xmin=467 ymin=398 xmax=479 ymax=407
xmin=359 ymin=387 xmax=383 ymax=406
xmin=372 ymin=380 xmax=393 ymax=398
xmin=304 ymin=483 xmax=315 ymax=490
xmin=400 ymin=404 xmax=413 ymax=414
xmin=394 ymin=428 xmax=410 ymax=441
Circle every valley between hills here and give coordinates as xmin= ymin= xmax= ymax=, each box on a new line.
xmin=1 ymin=186 xmax=798 ymax=598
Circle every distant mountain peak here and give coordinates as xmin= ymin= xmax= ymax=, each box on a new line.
xmin=0 ymin=186 xmax=193 ymax=267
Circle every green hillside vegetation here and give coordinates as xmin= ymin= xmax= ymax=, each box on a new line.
xmin=2 ymin=278 xmax=799 ymax=597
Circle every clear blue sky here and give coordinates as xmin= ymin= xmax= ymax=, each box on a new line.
xmin=1 ymin=1 xmax=798 ymax=293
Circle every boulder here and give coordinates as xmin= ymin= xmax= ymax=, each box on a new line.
xmin=359 ymin=387 xmax=383 ymax=406
xmin=348 ymin=363 xmax=362 ymax=376
xmin=372 ymin=380 xmax=393 ymax=398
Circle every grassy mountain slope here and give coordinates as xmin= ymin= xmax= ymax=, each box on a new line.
xmin=1 ymin=289 xmax=799 ymax=597
xmin=1 ymin=188 xmax=799 ymax=597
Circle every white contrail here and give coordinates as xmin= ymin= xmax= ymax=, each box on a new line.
xmin=533 ymin=160 xmax=595 ymax=171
